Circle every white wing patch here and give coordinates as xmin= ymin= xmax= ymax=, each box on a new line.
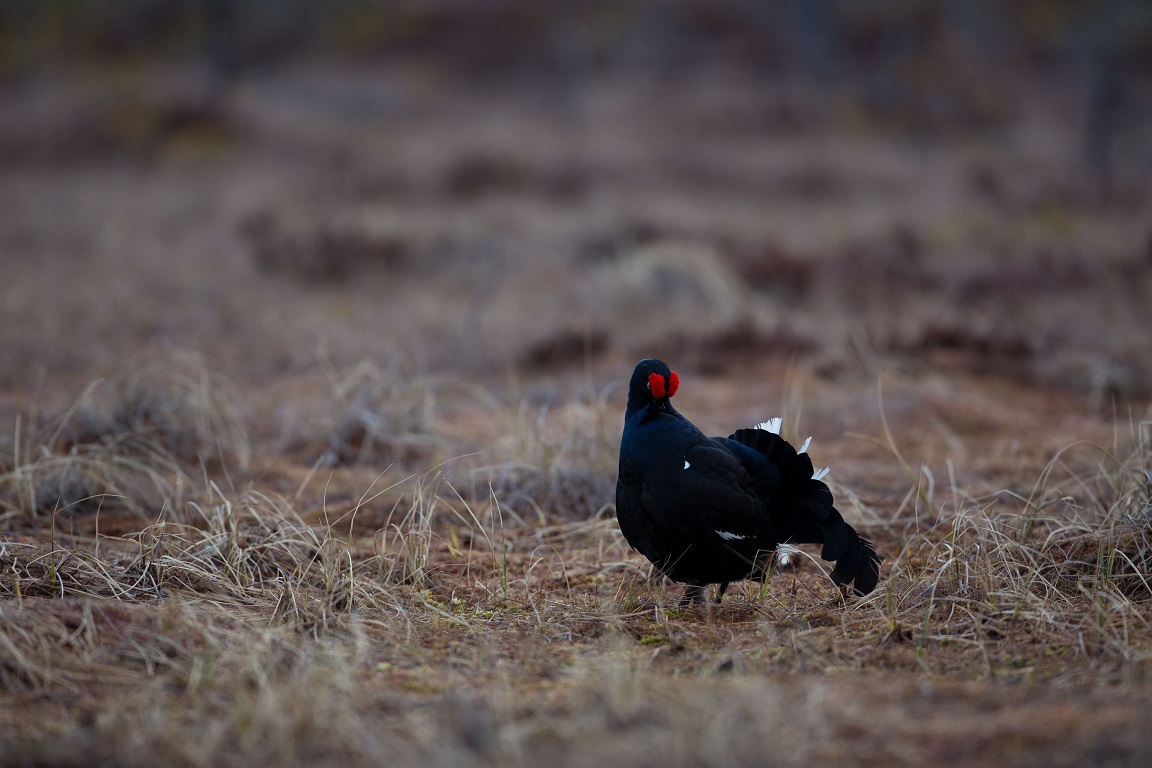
xmin=715 ymin=530 xmax=751 ymax=541
xmin=683 ymin=460 xmax=691 ymax=470
xmin=754 ymin=418 xmax=831 ymax=480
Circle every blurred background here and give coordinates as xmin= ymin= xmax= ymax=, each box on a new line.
xmin=2 ymin=0 xmax=1151 ymax=406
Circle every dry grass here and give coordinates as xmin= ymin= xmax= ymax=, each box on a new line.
xmin=0 ymin=351 xmax=249 ymax=529
xmin=3 ymin=14 xmax=1152 ymax=762
xmin=2 ymin=359 xmax=1152 ymax=766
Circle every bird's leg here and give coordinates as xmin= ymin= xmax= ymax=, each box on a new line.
xmin=715 ymin=582 xmax=729 ymax=603
xmin=679 ymin=585 xmax=707 ymax=606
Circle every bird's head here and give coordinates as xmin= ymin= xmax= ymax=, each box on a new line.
xmin=626 ymin=358 xmax=680 ymax=416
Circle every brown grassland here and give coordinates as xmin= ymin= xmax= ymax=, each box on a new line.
xmin=3 ymin=5 xmax=1152 ymax=766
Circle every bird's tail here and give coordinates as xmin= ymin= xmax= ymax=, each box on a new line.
xmin=730 ymin=426 xmax=883 ymax=596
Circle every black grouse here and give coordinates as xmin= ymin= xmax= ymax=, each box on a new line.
xmin=616 ymin=358 xmax=882 ymax=605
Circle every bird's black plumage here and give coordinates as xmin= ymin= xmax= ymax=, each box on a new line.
xmin=616 ymin=358 xmax=882 ymax=604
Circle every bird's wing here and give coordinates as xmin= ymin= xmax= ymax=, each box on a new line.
xmin=670 ymin=439 xmax=777 ymax=544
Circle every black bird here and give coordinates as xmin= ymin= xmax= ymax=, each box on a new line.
xmin=616 ymin=358 xmax=882 ymax=605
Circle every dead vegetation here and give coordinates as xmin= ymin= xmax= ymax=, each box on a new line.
xmin=2 ymin=353 xmax=1152 ymax=765
xmin=3 ymin=2 xmax=1152 ymax=764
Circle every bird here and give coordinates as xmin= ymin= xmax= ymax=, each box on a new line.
xmin=615 ymin=358 xmax=882 ymax=605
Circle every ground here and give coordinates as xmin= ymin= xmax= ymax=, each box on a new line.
xmin=2 ymin=12 xmax=1152 ymax=765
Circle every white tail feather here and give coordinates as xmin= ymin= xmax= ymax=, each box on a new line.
xmin=756 ymin=417 xmax=782 ymax=434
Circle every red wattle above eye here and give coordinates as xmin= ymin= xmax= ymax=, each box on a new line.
xmin=648 ymin=372 xmax=679 ymax=399
xmin=648 ymin=373 xmax=666 ymax=398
